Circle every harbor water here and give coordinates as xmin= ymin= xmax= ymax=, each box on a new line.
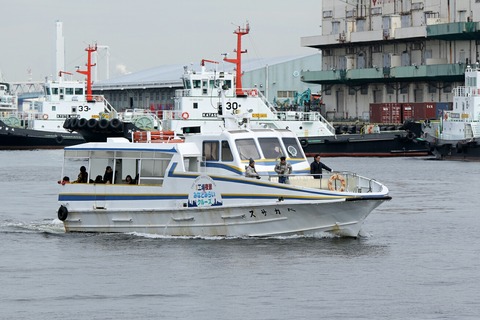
xmin=1 ymin=150 xmax=479 ymax=320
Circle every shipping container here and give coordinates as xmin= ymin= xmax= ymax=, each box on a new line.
xmin=401 ymin=102 xmax=436 ymax=122
xmin=435 ymin=102 xmax=452 ymax=119
xmin=369 ymin=103 xmax=401 ymax=123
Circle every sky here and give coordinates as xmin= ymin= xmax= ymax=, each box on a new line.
xmin=0 ymin=0 xmax=323 ymax=83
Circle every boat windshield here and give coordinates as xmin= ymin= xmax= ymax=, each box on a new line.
xmin=282 ymin=137 xmax=303 ymax=158
xmin=235 ymin=138 xmax=260 ymax=160
xmin=258 ymin=137 xmax=284 ymax=159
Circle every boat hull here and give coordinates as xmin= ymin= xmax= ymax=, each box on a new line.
xmin=302 ymin=132 xmax=430 ymax=157
xmin=0 ymin=120 xmax=85 ymax=149
xmin=430 ymin=140 xmax=480 ymax=161
xmin=61 ymin=198 xmax=387 ymax=237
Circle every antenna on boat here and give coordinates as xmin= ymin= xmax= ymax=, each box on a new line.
xmin=223 ymin=22 xmax=250 ymax=97
xmin=76 ymin=44 xmax=98 ymax=101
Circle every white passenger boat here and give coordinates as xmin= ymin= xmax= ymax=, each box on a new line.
xmin=57 ymin=85 xmax=391 ymax=237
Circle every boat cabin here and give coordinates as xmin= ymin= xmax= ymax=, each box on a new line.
xmin=61 ymin=128 xmax=310 ymax=186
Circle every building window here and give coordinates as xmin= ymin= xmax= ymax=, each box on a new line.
xmin=400 ymin=84 xmax=409 ymax=94
xmin=372 ymin=45 xmax=382 ymax=53
xmin=348 ymin=87 xmax=356 ymax=95
xmin=401 ymin=14 xmax=411 ymax=28
xmin=428 ymin=83 xmax=437 ymax=93
xmin=443 ymin=83 xmax=452 ymax=93
xmin=277 ymin=91 xmax=296 ymax=98
xmin=371 ymin=7 xmax=382 ymax=15
xmin=332 ymin=21 xmax=340 ymax=35
xmin=360 ymin=85 xmax=368 ymax=95
xmin=386 ymin=85 xmax=394 ymax=94
xmin=324 ymin=85 xmax=332 ymax=96
xmin=323 ymin=10 xmax=333 ymax=18
xmin=323 ymin=49 xmax=333 ymax=56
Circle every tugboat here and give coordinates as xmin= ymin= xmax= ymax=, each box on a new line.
xmin=423 ymin=65 xmax=480 ymax=160
xmin=0 ymin=44 xmax=117 ymax=150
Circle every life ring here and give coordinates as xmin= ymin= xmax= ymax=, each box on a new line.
xmin=328 ymin=174 xmax=346 ymax=192
xmin=57 ymin=205 xmax=68 ymax=221
xmin=182 ymin=112 xmax=189 ymax=120
xmin=55 ymin=135 xmax=64 ymax=144
xmin=444 ymin=113 xmax=448 ymax=120
xmin=250 ymin=89 xmax=258 ymax=97
xmin=300 ymin=139 xmax=308 ymax=147
xmin=43 ymin=114 xmax=48 ymax=120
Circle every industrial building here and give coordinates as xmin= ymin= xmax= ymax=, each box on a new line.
xmin=300 ymin=0 xmax=480 ymax=122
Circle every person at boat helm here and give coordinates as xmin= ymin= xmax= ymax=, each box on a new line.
xmin=103 ymin=166 xmax=113 ymax=184
xmin=310 ymin=154 xmax=332 ymax=179
xmin=74 ymin=166 xmax=88 ymax=183
xmin=245 ymin=158 xmax=261 ymax=179
xmin=275 ymin=156 xmax=292 ymax=184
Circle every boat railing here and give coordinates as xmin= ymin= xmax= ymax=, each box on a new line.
xmin=274 ymin=111 xmax=336 ymax=134
xmin=454 ymin=86 xmax=480 ymax=97
xmin=267 ymin=171 xmax=379 ymax=193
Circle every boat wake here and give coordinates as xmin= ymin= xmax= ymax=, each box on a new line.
xmin=127 ymin=231 xmax=358 ymax=240
xmin=0 ymin=218 xmax=65 ymax=234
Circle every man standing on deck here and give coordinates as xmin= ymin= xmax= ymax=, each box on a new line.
xmin=310 ymin=154 xmax=332 ymax=179
xmin=275 ymin=156 xmax=292 ymax=184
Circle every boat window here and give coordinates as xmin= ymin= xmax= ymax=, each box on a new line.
xmin=52 ymin=88 xmax=59 ymax=95
xmin=183 ymin=79 xmax=191 ymax=89
xmin=90 ymin=158 xmax=114 ymax=183
xmin=116 ymin=151 xmax=143 ymax=158
xmin=221 ymin=141 xmax=233 ymax=161
xmin=65 ymin=150 xmax=89 ymax=158
xmin=75 ymin=88 xmax=83 ymax=95
xmin=66 ymin=88 xmax=74 ymax=95
xmin=224 ymin=80 xmax=232 ymax=89
xmin=46 ymin=87 xmax=51 ymax=95
xmin=203 ymin=141 xmax=219 ymax=161
xmin=258 ymin=137 xmax=284 ymax=159
xmin=90 ymin=150 xmax=115 ymax=158
xmin=193 ymin=80 xmax=201 ymax=88
xmin=139 ymin=159 xmax=169 ymax=185
xmin=63 ymin=158 xmax=89 ymax=183
xmin=282 ymin=137 xmax=303 ymax=158
xmin=235 ymin=139 xmax=260 ymax=160
xmin=184 ymin=157 xmax=200 ymax=172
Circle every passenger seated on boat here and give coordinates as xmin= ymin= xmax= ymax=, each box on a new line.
xmin=57 ymin=176 xmax=70 ymax=185
xmin=245 ymin=159 xmax=261 ymax=179
xmin=94 ymin=175 xmax=104 ymax=184
xmin=73 ymin=166 xmax=88 ymax=183
xmin=103 ymin=166 xmax=113 ymax=184
xmin=125 ymin=175 xmax=136 ymax=185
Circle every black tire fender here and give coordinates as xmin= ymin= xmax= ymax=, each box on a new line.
xmin=99 ymin=118 xmax=109 ymax=129
xmin=87 ymin=118 xmax=98 ymax=129
xmin=57 ymin=205 xmax=68 ymax=221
